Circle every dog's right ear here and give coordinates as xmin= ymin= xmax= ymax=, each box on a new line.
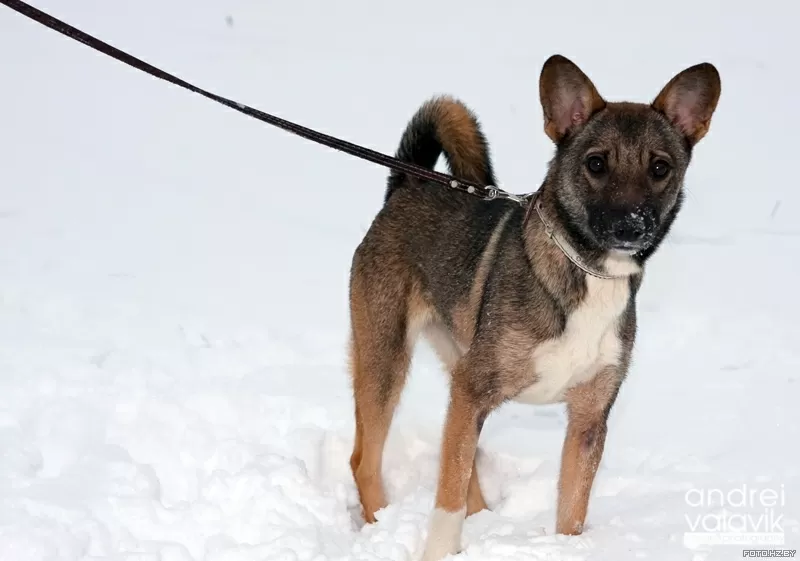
xmin=539 ymin=55 xmax=606 ymax=143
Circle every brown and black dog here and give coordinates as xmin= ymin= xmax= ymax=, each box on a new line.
xmin=347 ymin=54 xmax=720 ymax=560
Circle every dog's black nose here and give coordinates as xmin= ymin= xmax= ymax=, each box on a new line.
xmin=589 ymin=206 xmax=658 ymax=249
xmin=600 ymin=207 xmax=657 ymax=248
xmin=610 ymin=214 xmax=647 ymax=243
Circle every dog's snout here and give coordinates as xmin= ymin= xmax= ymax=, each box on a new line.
xmin=610 ymin=213 xmax=647 ymax=243
xmin=591 ymin=206 xmax=657 ymax=249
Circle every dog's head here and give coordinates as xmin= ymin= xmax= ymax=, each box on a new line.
xmin=539 ymin=55 xmax=720 ymax=258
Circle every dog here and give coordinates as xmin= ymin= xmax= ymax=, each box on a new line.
xmin=346 ymin=54 xmax=720 ymax=560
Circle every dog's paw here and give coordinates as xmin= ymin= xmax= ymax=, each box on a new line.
xmin=420 ymin=507 xmax=466 ymax=561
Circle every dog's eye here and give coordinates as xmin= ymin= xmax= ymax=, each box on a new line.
xmin=586 ymin=156 xmax=606 ymax=175
xmin=651 ymin=160 xmax=671 ymax=179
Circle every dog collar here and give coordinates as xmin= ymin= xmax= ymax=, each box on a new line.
xmin=532 ymin=197 xmax=631 ymax=281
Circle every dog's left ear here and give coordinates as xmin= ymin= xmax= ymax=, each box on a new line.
xmin=539 ymin=55 xmax=606 ymax=143
xmin=652 ymin=63 xmax=721 ymax=146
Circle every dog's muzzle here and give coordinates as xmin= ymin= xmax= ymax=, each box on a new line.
xmin=590 ymin=206 xmax=658 ymax=250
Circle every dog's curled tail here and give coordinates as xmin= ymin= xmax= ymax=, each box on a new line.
xmin=385 ymin=96 xmax=497 ymax=201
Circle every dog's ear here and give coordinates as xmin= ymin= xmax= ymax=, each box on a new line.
xmin=652 ymin=63 xmax=721 ymax=146
xmin=539 ymin=55 xmax=606 ymax=143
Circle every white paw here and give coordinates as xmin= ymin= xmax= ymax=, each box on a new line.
xmin=420 ymin=507 xmax=466 ymax=561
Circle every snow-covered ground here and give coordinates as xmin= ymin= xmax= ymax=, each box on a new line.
xmin=1 ymin=1 xmax=798 ymax=560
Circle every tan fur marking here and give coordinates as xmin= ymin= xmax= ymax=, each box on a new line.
xmin=348 ymin=273 xmax=415 ymax=523
xmin=435 ymin=389 xmax=480 ymax=513
xmin=556 ymin=368 xmax=620 ymax=534
xmin=423 ymin=386 xmax=481 ymax=560
xmin=349 ymin=340 xmax=393 ymax=522
xmin=431 ymin=98 xmax=490 ymax=184
xmin=451 ymin=209 xmax=514 ymax=347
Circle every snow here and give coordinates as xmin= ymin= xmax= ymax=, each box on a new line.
xmin=0 ymin=0 xmax=798 ymax=560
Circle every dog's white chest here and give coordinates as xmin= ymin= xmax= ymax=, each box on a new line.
xmin=514 ymin=273 xmax=630 ymax=405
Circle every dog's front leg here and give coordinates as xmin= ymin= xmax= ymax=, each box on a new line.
xmin=556 ymin=367 xmax=622 ymax=535
xmin=421 ymin=385 xmax=486 ymax=561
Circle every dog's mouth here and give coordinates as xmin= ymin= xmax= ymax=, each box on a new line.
xmin=605 ymin=238 xmax=652 ymax=253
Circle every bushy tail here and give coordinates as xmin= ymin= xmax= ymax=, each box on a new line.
xmin=385 ymin=96 xmax=497 ymax=201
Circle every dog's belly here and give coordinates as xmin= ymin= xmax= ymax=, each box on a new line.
xmin=514 ymin=274 xmax=630 ymax=405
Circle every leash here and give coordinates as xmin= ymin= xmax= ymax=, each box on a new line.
xmin=0 ymin=0 xmax=532 ymax=207
xmin=1 ymin=0 xmax=630 ymax=280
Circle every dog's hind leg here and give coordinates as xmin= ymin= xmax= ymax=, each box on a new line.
xmin=348 ymin=274 xmax=422 ymax=524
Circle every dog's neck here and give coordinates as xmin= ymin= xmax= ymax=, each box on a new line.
xmin=523 ymin=188 xmax=642 ymax=282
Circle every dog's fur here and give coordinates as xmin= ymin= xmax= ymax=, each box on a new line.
xmin=347 ymin=55 xmax=720 ymax=560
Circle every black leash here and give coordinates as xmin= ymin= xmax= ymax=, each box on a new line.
xmin=0 ymin=0 xmax=532 ymax=206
